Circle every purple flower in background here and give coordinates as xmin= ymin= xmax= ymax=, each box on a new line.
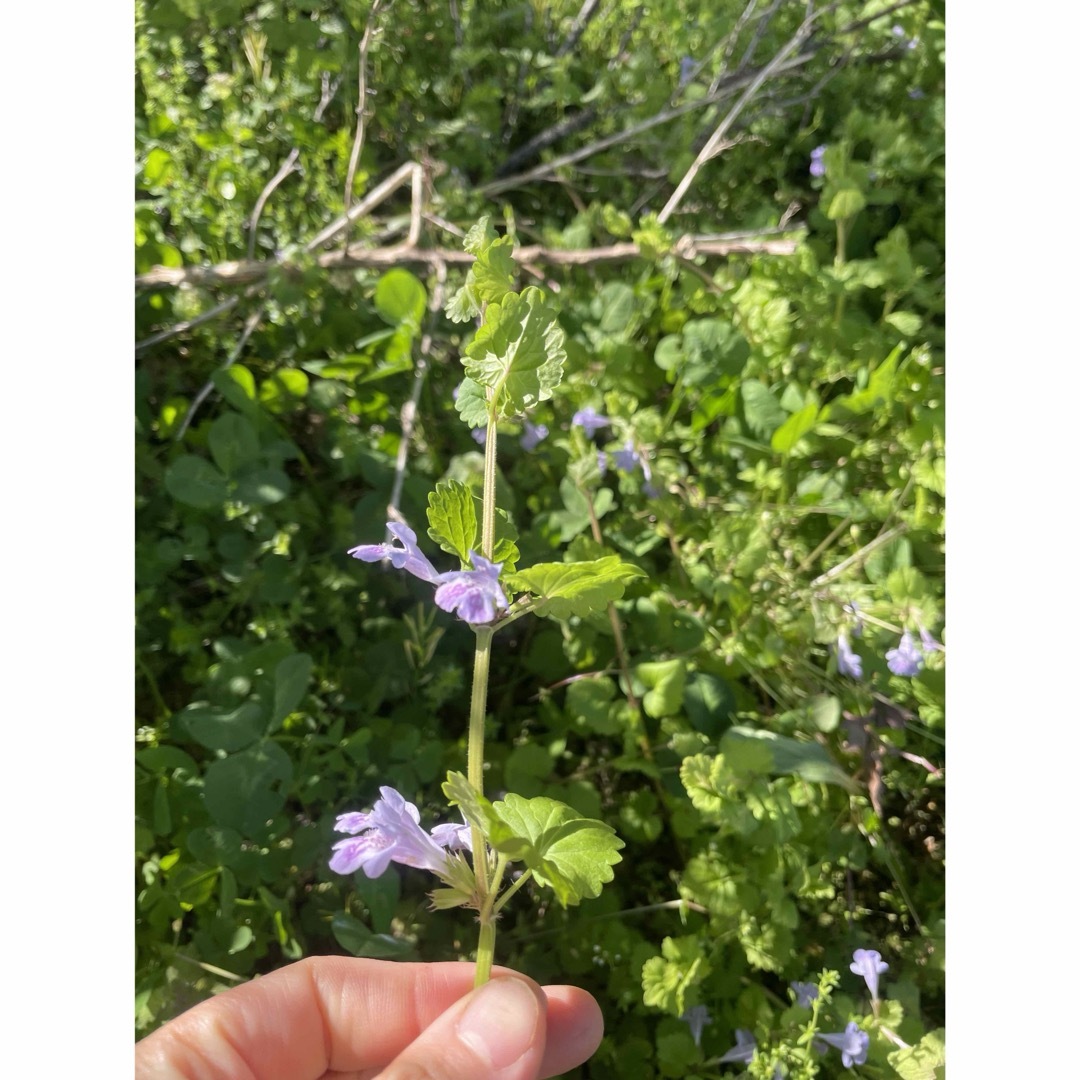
xmin=818 ymin=1022 xmax=870 ymax=1068
xmin=836 ymin=632 xmax=863 ymax=679
xmin=613 ymin=441 xmax=641 ymax=473
xmin=891 ymin=25 xmax=905 ymax=37
xmin=434 ymin=551 xmax=510 ymax=625
xmin=572 ymin=406 xmax=611 ymax=436
xmin=886 ymin=630 xmax=924 ymax=676
xmin=597 ymin=450 xmax=608 ymax=476
xmin=471 ymin=427 xmax=487 ymax=446
xmin=908 ymin=88 xmax=925 ymax=100
xmin=810 ymin=144 xmax=827 ymax=178
xmin=918 ymin=624 xmax=942 ymax=652
xmin=520 ymin=420 xmax=549 ymax=451
xmin=679 ymin=56 xmax=696 ymax=88
xmin=718 ymin=1029 xmax=757 ymax=1064
xmin=791 ymin=981 xmax=819 ymax=1008
xmin=850 ymin=948 xmax=889 ymax=1001
xmin=329 ymin=787 xmax=455 ymax=878
xmin=348 ymin=523 xmax=446 ymax=585
xmin=680 ymin=1005 xmax=712 ymax=1047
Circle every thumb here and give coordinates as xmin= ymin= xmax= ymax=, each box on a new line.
xmin=378 ymin=974 xmax=547 ymax=1080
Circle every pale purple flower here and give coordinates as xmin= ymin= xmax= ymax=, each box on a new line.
xmin=886 ymin=631 xmax=924 ymax=676
xmin=597 ymin=450 xmax=608 ymax=476
xmin=572 ymin=406 xmax=610 ymax=436
xmin=891 ymin=25 xmax=905 ymax=37
xmin=434 ymin=551 xmax=509 ymax=625
xmin=791 ymin=981 xmax=819 ymax=1008
xmin=810 ymin=144 xmax=827 ymax=178
xmin=613 ymin=441 xmax=641 ymax=472
xmin=520 ymin=421 xmax=549 ymax=451
xmin=680 ymin=1005 xmax=712 ymax=1048
xmin=818 ymin=1022 xmax=869 ymax=1068
xmin=471 ymin=427 xmax=487 ymax=446
xmin=430 ymin=822 xmax=473 ymax=852
xmin=918 ymin=624 xmax=942 ymax=652
xmin=329 ymin=787 xmax=454 ymax=878
xmin=908 ymin=88 xmax=925 ymax=100
xmin=718 ymin=1029 xmax=756 ymax=1064
xmin=348 ymin=523 xmax=445 ymax=585
xmin=836 ymin=632 xmax=863 ymax=679
xmin=850 ymin=948 xmax=889 ymax=1001
xmin=679 ymin=56 xmax=696 ymax=88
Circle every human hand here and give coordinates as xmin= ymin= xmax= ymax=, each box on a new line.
xmin=135 ymin=956 xmax=604 ymax=1079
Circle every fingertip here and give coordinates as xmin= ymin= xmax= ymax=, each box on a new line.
xmin=538 ymin=984 xmax=604 ymax=1077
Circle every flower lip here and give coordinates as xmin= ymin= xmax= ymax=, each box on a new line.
xmin=348 ymin=522 xmax=446 ymax=585
xmin=718 ymin=1029 xmax=756 ymax=1064
xmin=571 ymin=405 xmax=610 ymax=436
xmin=680 ymin=1005 xmax=711 ymax=1048
xmin=837 ymin=632 xmax=863 ymax=679
xmin=328 ymin=786 xmax=454 ymax=880
xmin=818 ymin=1022 xmax=869 ymax=1068
xmin=850 ymin=947 xmax=889 ymax=1001
xmin=790 ymin=980 xmax=819 ymax=1008
xmin=433 ymin=550 xmax=510 ymax=625
xmin=886 ymin=630 xmax=924 ymax=676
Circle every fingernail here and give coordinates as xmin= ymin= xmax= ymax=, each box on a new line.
xmin=456 ymin=977 xmax=540 ymax=1070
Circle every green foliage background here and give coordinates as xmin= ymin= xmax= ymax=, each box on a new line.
xmin=136 ymin=1 xmax=944 ymax=1075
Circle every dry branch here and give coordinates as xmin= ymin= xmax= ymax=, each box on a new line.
xmin=136 ymin=236 xmax=799 ymax=290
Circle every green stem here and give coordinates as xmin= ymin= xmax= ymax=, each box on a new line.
xmin=481 ymin=407 xmax=498 ymax=559
xmin=492 ymin=867 xmax=533 ymax=915
xmin=467 ymin=625 xmax=493 ymax=890
xmin=474 ymin=919 xmax=496 ymax=987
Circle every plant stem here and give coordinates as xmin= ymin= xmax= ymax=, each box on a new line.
xmin=474 ymin=918 xmax=496 ymax=987
xmin=833 ymin=216 xmax=848 ymax=328
xmin=469 ymin=396 xmax=501 ymax=984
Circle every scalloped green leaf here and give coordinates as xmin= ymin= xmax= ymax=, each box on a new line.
xmin=427 ymin=480 xmax=479 ymax=563
xmin=507 ymin=557 xmax=645 ymax=620
xmin=454 ymin=376 xmax=489 ymax=427
xmin=462 ymin=287 xmax=566 ymax=417
xmin=486 ymin=793 xmax=623 ymax=907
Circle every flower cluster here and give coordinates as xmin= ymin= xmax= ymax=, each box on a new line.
xmin=329 ymin=786 xmax=469 ymax=880
xmin=612 ymin=439 xmax=659 ymax=497
xmin=348 ymin=523 xmax=509 ymax=625
xmin=834 ymin=611 xmax=942 ymax=680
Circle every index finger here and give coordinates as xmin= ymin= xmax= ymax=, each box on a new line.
xmin=134 ymin=956 xmax=603 ymax=1080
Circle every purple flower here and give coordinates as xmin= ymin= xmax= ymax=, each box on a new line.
xmin=791 ymin=981 xmax=819 ymax=1008
xmin=348 ymin=523 xmax=445 ymax=585
xmin=430 ymin=822 xmax=473 ymax=852
xmin=908 ymin=88 xmax=925 ymax=100
xmin=718 ymin=1029 xmax=756 ymax=1064
xmin=613 ymin=440 xmax=641 ymax=473
xmin=597 ymin=450 xmax=608 ymax=476
xmin=836 ymin=632 xmax=863 ymax=679
xmin=818 ymin=1022 xmax=869 ymax=1068
xmin=810 ymin=144 xmax=827 ymax=178
xmin=850 ymin=948 xmax=889 ymax=1001
xmin=680 ymin=1004 xmax=711 ymax=1048
xmin=433 ymin=551 xmax=510 ymax=625
xmin=572 ymin=406 xmax=610 ymax=436
xmin=886 ymin=630 xmax=924 ymax=676
xmin=520 ymin=421 xmax=548 ymax=451
xmin=329 ymin=787 xmax=456 ymax=878
xmin=679 ymin=56 xmax=696 ymax=88
xmin=918 ymin=624 xmax=942 ymax=652
xmin=891 ymin=25 xmax=906 ymax=37
xmin=471 ymin=427 xmax=487 ymax=446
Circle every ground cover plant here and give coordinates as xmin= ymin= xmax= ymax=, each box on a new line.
xmin=136 ymin=1 xmax=945 ymax=1075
